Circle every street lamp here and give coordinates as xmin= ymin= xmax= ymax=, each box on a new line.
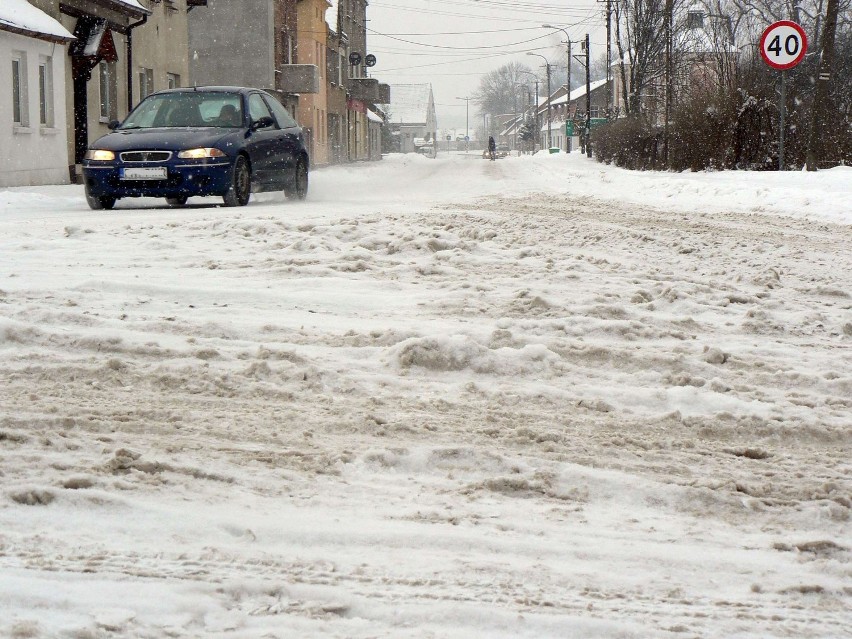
xmin=527 ymin=52 xmax=553 ymax=150
xmin=543 ymin=24 xmax=582 ymax=152
xmin=517 ymin=70 xmax=539 ymax=152
xmin=542 ymin=24 xmax=572 ymax=93
xmin=456 ymin=96 xmax=471 ymax=153
xmin=511 ymin=82 xmax=532 ymax=151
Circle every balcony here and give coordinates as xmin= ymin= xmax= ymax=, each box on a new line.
xmin=349 ymin=78 xmax=379 ymax=102
xmin=277 ymin=65 xmax=320 ymax=94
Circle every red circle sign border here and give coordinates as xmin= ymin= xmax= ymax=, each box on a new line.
xmin=760 ymin=20 xmax=808 ymax=70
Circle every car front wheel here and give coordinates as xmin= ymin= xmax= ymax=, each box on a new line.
xmin=285 ymin=157 xmax=308 ymax=201
xmin=223 ymin=155 xmax=251 ymax=207
xmin=85 ymin=191 xmax=116 ymax=210
xmin=166 ymin=196 xmax=188 ymax=207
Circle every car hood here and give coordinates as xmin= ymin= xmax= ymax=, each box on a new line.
xmin=90 ymin=128 xmax=239 ymax=152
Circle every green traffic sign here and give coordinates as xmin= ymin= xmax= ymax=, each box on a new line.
xmin=566 ymin=118 xmax=607 ymax=137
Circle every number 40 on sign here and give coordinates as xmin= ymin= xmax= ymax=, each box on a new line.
xmin=760 ymin=20 xmax=808 ymax=70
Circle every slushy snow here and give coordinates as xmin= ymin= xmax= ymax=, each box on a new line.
xmin=0 ymin=152 xmax=849 ymax=638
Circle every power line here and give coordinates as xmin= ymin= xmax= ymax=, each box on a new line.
xmin=369 ymin=2 xmax=590 ymax=23
xmin=427 ymin=0 xmax=597 ymax=12
xmin=376 ymin=46 xmax=554 ymax=72
xmin=367 ymin=26 xmax=546 ymax=36
xmin=368 ymin=28 xmax=554 ymax=50
xmin=370 ymin=47 xmax=512 ymax=57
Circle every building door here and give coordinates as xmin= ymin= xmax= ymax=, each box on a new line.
xmin=328 ymin=113 xmax=341 ymax=163
xmin=69 ymin=17 xmax=119 ymax=164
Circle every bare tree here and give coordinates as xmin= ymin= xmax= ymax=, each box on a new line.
xmin=613 ymin=0 xmax=670 ymax=116
xmin=473 ymin=62 xmax=536 ymax=119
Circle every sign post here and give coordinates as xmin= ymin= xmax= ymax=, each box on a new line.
xmin=759 ymin=21 xmax=808 ymax=171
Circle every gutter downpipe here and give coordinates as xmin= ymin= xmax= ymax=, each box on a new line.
xmin=126 ymin=14 xmax=148 ymax=112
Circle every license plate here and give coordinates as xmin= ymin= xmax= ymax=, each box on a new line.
xmin=120 ymin=167 xmax=167 ymax=180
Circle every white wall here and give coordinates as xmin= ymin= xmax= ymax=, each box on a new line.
xmin=1 ymin=31 xmax=70 ymax=186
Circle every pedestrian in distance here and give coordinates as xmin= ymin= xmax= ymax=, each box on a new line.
xmin=488 ymin=136 xmax=497 ymax=161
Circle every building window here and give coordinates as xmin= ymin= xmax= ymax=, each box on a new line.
xmin=99 ymin=60 xmax=118 ymax=121
xmin=687 ymin=10 xmax=704 ymax=29
xmin=590 ymin=105 xmax=600 ymax=118
xmin=282 ymin=31 xmax=293 ymax=65
xmin=38 ymin=56 xmax=54 ymax=126
xmin=167 ymin=73 xmax=180 ymax=89
xmin=139 ymin=67 xmax=154 ymax=100
xmin=327 ymin=46 xmax=340 ymax=85
xmin=12 ymin=52 xmax=28 ymax=126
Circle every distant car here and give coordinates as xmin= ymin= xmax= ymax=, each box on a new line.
xmin=415 ymin=144 xmax=435 ymax=157
xmin=482 ymin=146 xmax=508 ymax=159
xmin=82 ymin=86 xmax=309 ymax=209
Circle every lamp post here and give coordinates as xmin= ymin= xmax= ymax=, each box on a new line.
xmin=584 ymin=33 xmax=591 ymax=158
xmin=526 ymin=52 xmax=553 ymax=150
xmin=518 ymin=70 xmax=539 ymax=152
xmin=542 ymin=24 xmax=578 ymax=152
xmin=456 ymin=96 xmax=470 ymax=152
xmin=542 ymin=24 xmax=572 ymax=94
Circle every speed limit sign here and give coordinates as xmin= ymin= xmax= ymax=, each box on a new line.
xmin=760 ymin=21 xmax=808 ymax=70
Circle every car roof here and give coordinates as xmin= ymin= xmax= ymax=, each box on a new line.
xmin=151 ymin=86 xmax=264 ymax=96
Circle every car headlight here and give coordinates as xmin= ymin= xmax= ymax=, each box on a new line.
xmin=84 ymin=149 xmax=115 ymax=161
xmin=177 ymin=148 xmax=227 ymax=159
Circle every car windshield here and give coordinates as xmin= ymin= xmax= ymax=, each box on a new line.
xmin=119 ymin=92 xmax=244 ymax=129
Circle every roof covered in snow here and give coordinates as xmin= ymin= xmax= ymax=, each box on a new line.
xmin=0 ymin=0 xmax=74 ymax=41
xmin=108 ymin=0 xmax=151 ymax=15
xmin=325 ymin=0 xmax=338 ymax=32
xmin=550 ymin=79 xmax=609 ymax=107
xmin=386 ymin=84 xmax=434 ymax=125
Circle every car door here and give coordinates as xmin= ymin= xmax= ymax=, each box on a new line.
xmin=245 ymin=92 xmax=281 ymax=189
xmin=262 ymin=93 xmax=303 ymax=186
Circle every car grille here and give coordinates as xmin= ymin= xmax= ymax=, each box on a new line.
xmin=120 ymin=151 xmax=172 ymax=163
xmin=107 ymin=174 xmax=186 ymax=189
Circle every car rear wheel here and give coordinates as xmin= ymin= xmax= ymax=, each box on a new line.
xmin=223 ymin=155 xmax=251 ymax=207
xmin=85 ymin=191 xmax=116 ymax=210
xmin=166 ymin=196 xmax=188 ymax=207
xmin=285 ymin=157 xmax=308 ymax=201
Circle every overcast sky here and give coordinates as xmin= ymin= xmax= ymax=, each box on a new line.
xmin=367 ymin=0 xmax=609 ymax=131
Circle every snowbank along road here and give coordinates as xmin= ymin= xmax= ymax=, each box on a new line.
xmin=0 ymin=152 xmax=850 ymax=638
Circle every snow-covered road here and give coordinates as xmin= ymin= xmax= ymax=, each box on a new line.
xmin=1 ymin=153 xmax=850 ymax=638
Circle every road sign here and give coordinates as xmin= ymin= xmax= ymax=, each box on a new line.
xmin=566 ymin=118 xmax=607 ymax=136
xmin=760 ymin=21 xmax=808 ymax=70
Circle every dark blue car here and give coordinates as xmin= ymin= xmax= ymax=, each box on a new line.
xmin=82 ymin=87 xmax=309 ymax=209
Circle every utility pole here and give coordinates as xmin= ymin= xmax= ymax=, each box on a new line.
xmin=542 ymin=24 xmax=573 ymax=151
xmin=456 ymin=96 xmax=470 ymax=153
xmin=568 ymin=39 xmax=572 ymax=151
xmin=606 ymin=0 xmax=612 ymax=115
xmin=664 ymin=0 xmax=674 ymax=169
xmin=806 ymin=0 xmax=840 ymax=171
xmin=527 ymin=53 xmax=553 ymax=149
xmin=533 ymin=80 xmax=539 ymax=152
xmin=518 ymin=70 xmax=540 ymax=152
xmin=568 ymin=40 xmax=572 ymax=94
xmin=585 ymin=34 xmax=591 ymax=157
xmin=545 ymin=63 xmax=553 ymax=149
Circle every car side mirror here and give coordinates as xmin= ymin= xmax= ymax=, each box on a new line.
xmin=107 ymin=120 xmax=121 ymax=130
xmin=250 ymin=116 xmax=274 ymax=131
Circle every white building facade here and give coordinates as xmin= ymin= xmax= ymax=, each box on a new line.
xmin=1 ymin=0 xmax=74 ymax=186
xmin=386 ymin=84 xmax=437 ymax=153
